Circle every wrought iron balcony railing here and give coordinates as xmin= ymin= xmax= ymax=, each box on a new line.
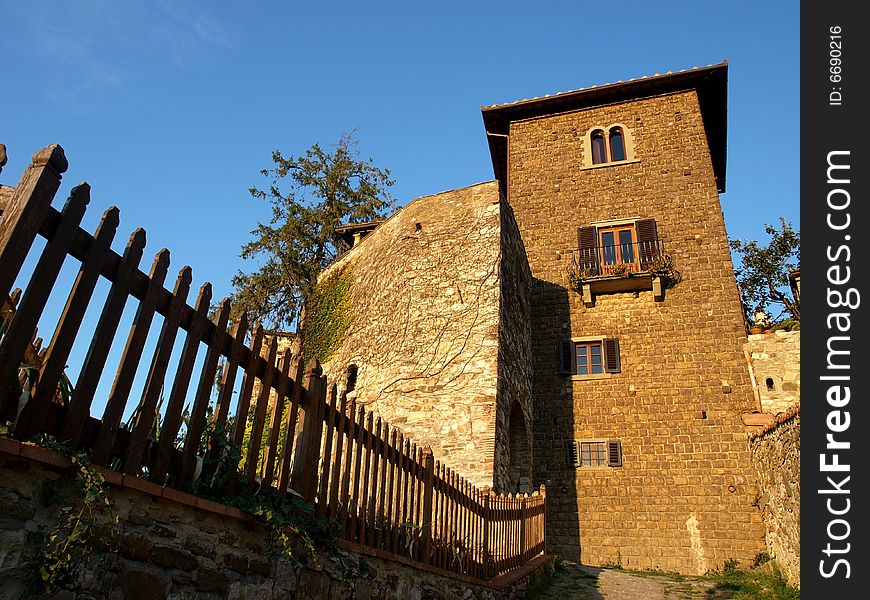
xmin=571 ymin=239 xmax=666 ymax=278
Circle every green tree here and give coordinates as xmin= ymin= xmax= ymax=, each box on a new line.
xmin=231 ymin=131 xmax=395 ymax=334
xmin=729 ymin=217 xmax=800 ymax=323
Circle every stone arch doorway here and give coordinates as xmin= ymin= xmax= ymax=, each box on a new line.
xmin=506 ymin=401 xmax=532 ymax=493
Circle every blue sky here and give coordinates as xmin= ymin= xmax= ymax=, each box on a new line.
xmin=1 ymin=1 xmax=798 ymax=418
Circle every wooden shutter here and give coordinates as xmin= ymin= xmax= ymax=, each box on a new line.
xmin=603 ymin=338 xmax=621 ymax=373
xmin=607 ymin=440 xmax=622 ymax=467
xmin=577 ymin=226 xmax=598 ymax=275
xmin=567 ymin=441 xmax=580 ymax=467
xmin=559 ymin=340 xmax=574 ymax=375
xmin=636 ymin=219 xmax=659 ymax=270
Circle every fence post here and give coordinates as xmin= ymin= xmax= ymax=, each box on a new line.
xmin=539 ymin=483 xmax=547 ymax=556
xmin=0 ymin=145 xmax=67 ymax=304
xmin=421 ymin=446 xmax=435 ymax=565
xmin=291 ymin=359 xmax=324 ymax=502
xmin=482 ymin=485 xmax=491 ymax=579
xmin=520 ymin=493 xmax=527 ymax=562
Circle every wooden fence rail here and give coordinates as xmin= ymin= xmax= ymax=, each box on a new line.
xmin=0 ymin=144 xmax=546 ymax=581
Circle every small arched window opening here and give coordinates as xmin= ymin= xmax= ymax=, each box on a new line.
xmin=591 ymin=130 xmax=607 ymax=164
xmin=346 ymin=364 xmax=359 ymax=393
xmin=609 ymin=127 xmax=626 ymax=162
xmin=765 ymin=377 xmax=775 ymax=392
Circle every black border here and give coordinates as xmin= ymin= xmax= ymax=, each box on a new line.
xmin=801 ymin=1 xmax=869 ymax=595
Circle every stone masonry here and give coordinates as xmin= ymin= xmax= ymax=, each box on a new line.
xmin=0 ymin=450 xmax=545 ymax=600
xmin=749 ymin=408 xmax=800 ymax=588
xmin=487 ymin=65 xmax=768 ymax=572
xmin=318 ymin=182 xmax=533 ymax=491
xmin=744 ymin=331 xmax=800 ymax=414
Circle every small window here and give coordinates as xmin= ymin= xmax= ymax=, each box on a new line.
xmin=591 ymin=130 xmax=607 ymax=164
xmin=568 ymin=440 xmax=623 ymax=468
xmin=584 ymin=123 xmax=635 ymax=167
xmin=560 ymin=338 xmax=621 ymax=375
xmin=609 ymin=127 xmax=626 ymax=161
xmin=346 ymin=364 xmax=358 ymax=393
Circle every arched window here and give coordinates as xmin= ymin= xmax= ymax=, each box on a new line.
xmin=609 ymin=127 xmax=626 ymax=162
xmin=591 ymin=130 xmax=607 ymax=164
xmin=585 ymin=124 xmax=635 ymax=167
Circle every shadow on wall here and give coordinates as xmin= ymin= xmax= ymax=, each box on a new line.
xmin=530 ymin=277 xmax=580 ymax=562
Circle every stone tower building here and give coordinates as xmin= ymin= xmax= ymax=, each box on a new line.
xmin=313 ymin=62 xmax=766 ymax=574
xmin=481 ymin=62 xmax=766 ymax=571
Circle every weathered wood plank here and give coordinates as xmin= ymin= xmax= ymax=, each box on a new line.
xmin=262 ymin=348 xmax=293 ymax=488
xmin=92 ymin=248 xmax=170 ymax=466
xmin=276 ymin=356 xmax=304 ymax=493
xmin=121 ymin=266 xmax=192 ymax=475
xmin=4 ymin=184 xmax=89 ymax=436
xmin=178 ymin=297 xmax=232 ymax=488
xmin=0 ymin=145 xmax=67 ymax=310
xmin=149 ymin=282 xmax=212 ymax=483
xmin=32 ymin=206 xmax=119 ymax=428
xmin=59 ymin=228 xmax=147 ymax=445
xmin=245 ymin=336 xmax=278 ymax=484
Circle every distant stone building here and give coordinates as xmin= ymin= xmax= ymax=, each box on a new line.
xmin=313 ymin=62 xmax=771 ymax=574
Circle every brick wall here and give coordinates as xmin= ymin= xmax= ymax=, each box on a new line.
xmin=506 ymin=89 xmax=766 ymax=572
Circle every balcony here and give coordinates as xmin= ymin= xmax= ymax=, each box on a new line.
xmin=568 ymin=239 xmax=678 ymax=306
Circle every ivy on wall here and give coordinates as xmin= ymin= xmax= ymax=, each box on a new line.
xmin=302 ymin=266 xmax=353 ymax=364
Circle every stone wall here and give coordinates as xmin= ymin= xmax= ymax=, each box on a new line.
xmin=493 ymin=202 xmax=533 ymax=493
xmin=317 ymin=182 xmax=532 ymax=490
xmin=0 ymin=446 xmax=547 ymax=600
xmin=749 ymin=408 xmax=800 ymax=588
xmin=744 ymin=331 xmax=800 ymax=414
xmin=505 ymin=88 xmax=767 ymax=572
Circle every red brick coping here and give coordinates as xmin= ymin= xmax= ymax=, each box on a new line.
xmin=0 ymin=436 xmax=552 ymax=590
xmin=748 ymin=405 xmax=800 ymax=441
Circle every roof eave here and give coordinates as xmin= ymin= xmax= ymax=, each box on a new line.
xmin=481 ymin=62 xmax=728 ymax=193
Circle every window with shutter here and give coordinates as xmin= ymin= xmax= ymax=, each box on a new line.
xmin=577 ymin=226 xmax=598 ymax=275
xmin=607 ymin=440 xmax=623 ymax=467
xmin=603 ymin=338 xmax=621 ymax=373
xmin=560 ymin=337 xmax=621 ymax=377
xmin=569 ymin=439 xmax=623 ymax=468
xmin=567 ymin=441 xmax=580 ymax=467
xmin=636 ymin=218 xmax=659 ymax=270
xmin=559 ymin=340 xmax=574 ymax=375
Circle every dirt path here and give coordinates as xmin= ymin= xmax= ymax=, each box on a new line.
xmin=532 ymin=563 xmax=730 ymax=600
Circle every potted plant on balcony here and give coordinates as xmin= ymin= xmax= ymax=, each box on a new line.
xmin=566 ymin=262 xmax=591 ymax=293
xmin=750 ymin=308 xmax=771 ymax=334
xmin=647 ymin=251 xmax=682 ymax=288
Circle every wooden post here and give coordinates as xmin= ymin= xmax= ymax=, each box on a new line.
xmin=291 ymin=359 xmax=324 ymax=501
xmin=92 ymin=249 xmax=171 ymax=467
xmin=482 ymin=485 xmax=491 ymax=579
xmin=0 ymin=145 xmax=67 ymax=307
xmin=539 ymin=483 xmax=547 ymax=556
xmin=4 ymin=183 xmax=89 ymax=436
xmin=59 ymin=228 xmax=147 ymax=446
xmin=421 ymin=446 xmax=434 ymax=565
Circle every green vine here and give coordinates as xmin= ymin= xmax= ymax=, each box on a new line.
xmin=192 ymin=422 xmax=337 ymax=567
xmin=302 ymin=266 xmax=353 ymax=364
xmin=35 ymin=448 xmax=119 ymax=596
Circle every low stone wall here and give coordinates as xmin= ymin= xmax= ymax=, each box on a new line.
xmin=745 ymin=331 xmax=800 ymax=414
xmin=748 ymin=407 xmax=800 ymax=588
xmin=0 ymin=442 xmax=549 ymax=600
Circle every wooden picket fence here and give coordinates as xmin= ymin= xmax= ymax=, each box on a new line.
xmin=0 ymin=144 xmax=546 ymax=581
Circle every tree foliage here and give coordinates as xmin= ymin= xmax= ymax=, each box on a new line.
xmin=231 ymin=131 xmax=394 ymax=331
xmin=729 ymin=217 xmax=800 ymax=323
